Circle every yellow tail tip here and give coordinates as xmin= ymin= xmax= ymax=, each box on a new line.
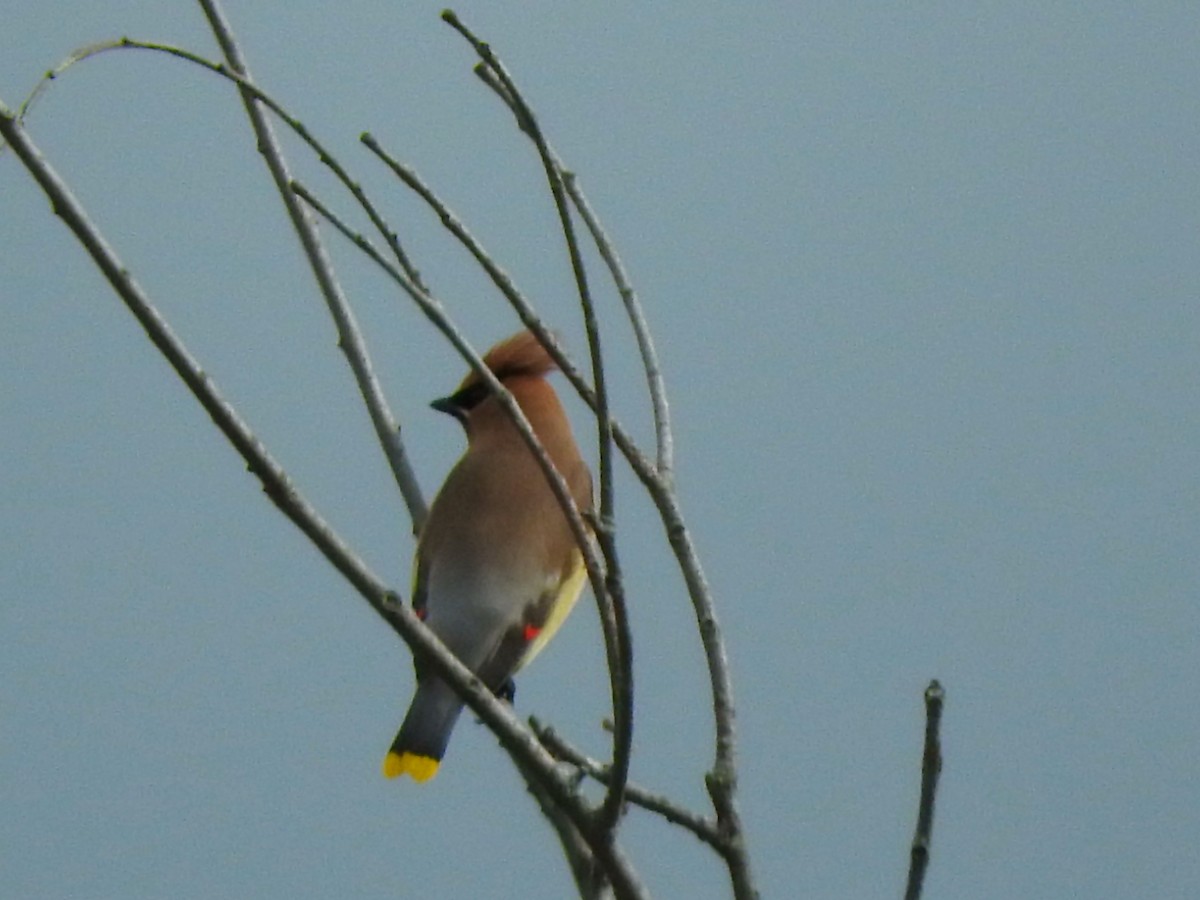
xmin=383 ymin=751 xmax=440 ymax=783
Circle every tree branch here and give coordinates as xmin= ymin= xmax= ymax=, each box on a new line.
xmin=517 ymin=757 xmax=613 ymax=900
xmin=471 ymin=63 xmax=674 ymax=481
xmin=195 ymin=0 xmax=429 ymax=533
xmin=904 ymin=679 xmax=945 ymax=900
xmin=534 ymin=720 xmax=725 ymax=851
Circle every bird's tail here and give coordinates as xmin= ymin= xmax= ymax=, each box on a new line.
xmin=383 ymin=678 xmax=464 ymax=782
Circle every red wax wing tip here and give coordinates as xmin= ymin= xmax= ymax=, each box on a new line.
xmin=415 ymin=607 xmax=427 ymax=621
xmin=523 ymin=623 xmax=542 ymax=642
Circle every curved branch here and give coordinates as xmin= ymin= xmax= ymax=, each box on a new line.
xmin=442 ymin=16 xmax=754 ymax=895
xmin=560 ymin=165 xmax=674 ymax=481
xmin=197 ymin=0 xmax=430 ymax=533
xmin=471 ymin=64 xmax=674 ymax=481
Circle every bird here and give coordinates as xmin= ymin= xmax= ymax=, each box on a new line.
xmin=383 ymin=330 xmax=593 ymax=783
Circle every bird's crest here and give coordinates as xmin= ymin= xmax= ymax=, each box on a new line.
xmin=457 ymin=330 xmax=559 ymax=392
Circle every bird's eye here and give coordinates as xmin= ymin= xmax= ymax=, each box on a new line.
xmin=452 ymin=382 xmax=490 ymax=412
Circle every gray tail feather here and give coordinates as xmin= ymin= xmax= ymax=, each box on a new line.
xmin=389 ymin=678 xmax=465 ymax=762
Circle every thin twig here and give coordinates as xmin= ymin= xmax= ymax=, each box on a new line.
xmin=194 ymin=1 xmax=429 ymax=534
xmin=0 ymin=41 xmax=122 ymax=156
xmin=55 ymin=37 xmax=430 ymax=311
xmin=359 ymin=134 xmax=592 ymax=394
xmin=561 ymin=167 xmax=674 ymax=481
xmin=516 ymin=755 xmax=612 ymax=900
xmin=534 ymin=720 xmax=725 ymax=851
xmin=905 ymin=680 xmax=945 ymax=900
xmin=473 ymin=64 xmax=674 ymax=481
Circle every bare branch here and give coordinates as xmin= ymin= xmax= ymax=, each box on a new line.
xmin=905 ymin=680 xmax=945 ymax=900
xmin=194 ymin=0 xmax=429 ymax=533
xmin=517 ymin=757 xmax=613 ymax=900
xmin=472 ymin=65 xmax=674 ymax=480
xmin=0 ymin=40 xmax=121 ymax=156
xmin=560 ymin=167 xmax=674 ymax=480
xmin=534 ymin=720 xmax=725 ymax=851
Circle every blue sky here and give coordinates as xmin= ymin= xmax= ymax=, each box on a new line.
xmin=3 ymin=3 xmax=1198 ymax=898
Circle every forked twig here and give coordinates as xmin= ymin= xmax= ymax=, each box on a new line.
xmin=533 ymin=719 xmax=724 ymax=850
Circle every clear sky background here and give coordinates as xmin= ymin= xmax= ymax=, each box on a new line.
xmin=3 ymin=3 xmax=1198 ymax=898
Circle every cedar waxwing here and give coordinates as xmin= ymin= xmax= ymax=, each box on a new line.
xmin=384 ymin=331 xmax=593 ymax=782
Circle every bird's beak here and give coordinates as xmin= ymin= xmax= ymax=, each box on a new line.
xmin=430 ymin=396 xmax=457 ymax=415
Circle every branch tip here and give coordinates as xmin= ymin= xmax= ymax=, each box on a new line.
xmin=904 ymin=678 xmax=946 ymax=900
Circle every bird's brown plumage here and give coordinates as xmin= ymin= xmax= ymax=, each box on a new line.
xmin=459 ymin=329 xmax=560 ymax=390
xmin=384 ymin=330 xmax=592 ymax=782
